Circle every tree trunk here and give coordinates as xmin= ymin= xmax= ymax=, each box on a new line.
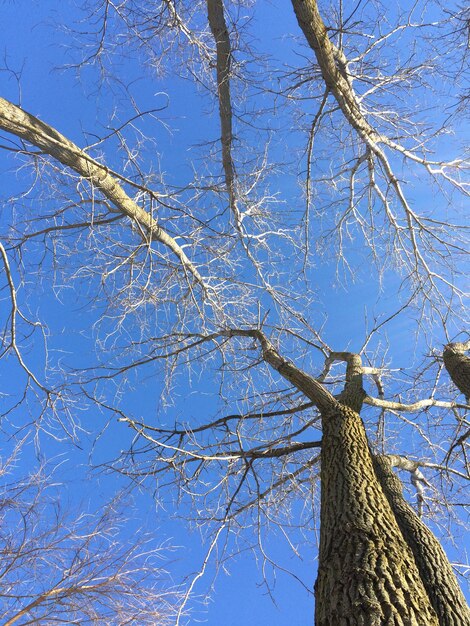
xmin=373 ymin=455 xmax=470 ymax=626
xmin=443 ymin=342 xmax=470 ymax=403
xmin=315 ymin=402 xmax=439 ymax=625
xmin=240 ymin=336 xmax=466 ymax=625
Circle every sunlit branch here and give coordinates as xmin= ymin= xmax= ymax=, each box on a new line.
xmin=364 ymin=396 xmax=469 ymax=413
xmin=175 ymin=525 xmax=226 ymax=626
xmin=4 ymin=580 xmax=111 ymax=626
xmin=120 ymin=416 xmax=321 ymax=461
xmin=0 ymin=97 xmax=204 ymax=286
xmin=383 ymin=453 xmax=469 ymax=482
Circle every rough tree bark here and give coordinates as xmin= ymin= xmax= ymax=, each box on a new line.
xmin=314 ymin=360 xmax=439 ymax=625
xmin=373 ymin=455 xmax=470 ymax=626
xmin=224 ymin=333 xmax=469 ymax=624
xmin=443 ymin=341 xmax=470 ymax=403
xmin=315 ymin=401 xmax=439 ymax=626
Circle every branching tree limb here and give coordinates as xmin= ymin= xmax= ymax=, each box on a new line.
xmin=0 ymin=97 xmax=204 ymax=286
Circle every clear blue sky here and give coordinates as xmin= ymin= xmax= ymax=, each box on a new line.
xmin=0 ymin=0 xmax=468 ymax=623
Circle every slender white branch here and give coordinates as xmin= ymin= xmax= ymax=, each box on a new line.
xmin=364 ymin=395 xmax=469 ymax=412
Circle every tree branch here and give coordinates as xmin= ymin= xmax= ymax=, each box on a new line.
xmin=221 ymin=328 xmax=336 ymax=412
xmin=364 ymin=395 xmax=470 ymax=412
xmin=0 ymin=97 xmax=204 ymax=286
xmin=443 ymin=340 xmax=470 ymax=402
xmin=207 ymin=0 xmax=240 ymax=225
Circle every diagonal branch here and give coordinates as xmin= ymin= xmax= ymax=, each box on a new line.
xmin=291 ymin=0 xmax=377 ymax=142
xmin=0 ymin=97 xmax=204 ymax=286
xmin=290 ymin=0 xmax=469 ymax=297
xmin=221 ymin=328 xmax=336 ymax=412
xmin=4 ymin=580 xmax=111 ymax=626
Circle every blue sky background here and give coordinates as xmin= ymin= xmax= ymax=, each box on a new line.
xmin=0 ymin=4 xmax=320 ymax=621
xmin=1 ymin=0 xmax=469 ymax=623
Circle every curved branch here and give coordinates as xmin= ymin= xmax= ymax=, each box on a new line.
xmin=222 ymin=328 xmax=336 ymax=412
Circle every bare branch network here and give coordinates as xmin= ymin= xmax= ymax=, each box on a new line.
xmin=0 ymin=0 xmax=468 ymax=623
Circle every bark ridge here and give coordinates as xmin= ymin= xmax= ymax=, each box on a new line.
xmin=374 ymin=455 xmax=470 ymax=626
xmin=316 ymin=403 xmax=440 ymax=625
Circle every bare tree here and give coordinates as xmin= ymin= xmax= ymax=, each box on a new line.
xmin=0 ymin=441 xmax=180 ymax=625
xmin=0 ymin=0 xmax=469 ymax=623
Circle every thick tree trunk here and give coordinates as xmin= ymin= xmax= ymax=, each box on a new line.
xmin=240 ymin=335 xmax=465 ymax=625
xmin=316 ymin=402 xmax=439 ymax=625
xmin=373 ymin=455 xmax=470 ymax=626
xmin=443 ymin=342 xmax=470 ymax=403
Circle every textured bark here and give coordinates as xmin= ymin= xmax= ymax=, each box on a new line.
xmin=337 ymin=352 xmax=366 ymax=414
xmin=224 ymin=333 xmax=463 ymax=624
xmin=373 ymin=455 xmax=470 ymax=626
xmin=316 ymin=402 xmax=439 ymax=626
xmin=443 ymin=342 xmax=470 ymax=403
